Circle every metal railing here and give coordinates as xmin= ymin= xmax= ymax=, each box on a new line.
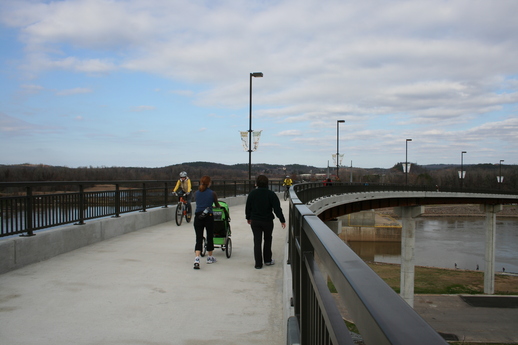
xmin=288 ymin=182 xmax=460 ymax=345
xmin=0 ymin=180 xmax=284 ymax=237
xmin=293 ymin=181 xmax=518 ymax=205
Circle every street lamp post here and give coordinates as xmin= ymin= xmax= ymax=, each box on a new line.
xmin=336 ymin=120 xmax=345 ymax=179
xmin=248 ymin=72 xmax=263 ymax=183
xmin=405 ymin=139 xmax=412 ymax=185
xmin=460 ymin=151 xmax=467 ymax=190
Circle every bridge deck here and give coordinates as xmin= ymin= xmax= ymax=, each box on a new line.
xmin=2 ymin=198 xmax=517 ymax=344
xmin=0 ymin=201 xmax=289 ymax=345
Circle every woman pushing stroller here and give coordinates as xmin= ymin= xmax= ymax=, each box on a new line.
xmin=193 ymin=175 xmax=220 ymax=269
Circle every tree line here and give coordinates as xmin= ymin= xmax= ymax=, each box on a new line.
xmin=353 ymin=163 xmax=517 ymax=192
xmin=1 ymin=161 xmax=516 ymax=192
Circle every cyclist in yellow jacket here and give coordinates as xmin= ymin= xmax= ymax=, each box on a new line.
xmin=282 ymin=176 xmax=293 ymax=190
xmin=173 ymin=171 xmax=192 ymax=213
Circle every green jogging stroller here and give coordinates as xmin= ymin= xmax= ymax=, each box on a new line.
xmin=201 ymin=200 xmax=232 ymax=258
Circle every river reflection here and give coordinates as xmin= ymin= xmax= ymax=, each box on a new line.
xmin=346 ymin=217 xmax=518 ymax=273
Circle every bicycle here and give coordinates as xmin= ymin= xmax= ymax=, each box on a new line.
xmin=175 ymin=191 xmax=192 ymax=226
xmin=283 ymin=186 xmax=290 ymax=201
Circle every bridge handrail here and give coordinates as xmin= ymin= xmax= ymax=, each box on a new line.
xmin=288 ymin=182 xmax=454 ymax=344
xmin=294 ymin=181 xmax=518 ymax=205
xmin=0 ymin=180 xmax=283 ymax=237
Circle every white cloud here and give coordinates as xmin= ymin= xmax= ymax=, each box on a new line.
xmin=0 ymin=112 xmax=60 ymax=135
xmin=278 ymin=130 xmax=302 ymax=136
xmin=56 ymin=88 xmax=93 ymax=96
xmin=20 ymin=84 xmax=44 ymax=93
xmin=130 ymin=105 xmax=156 ymax=112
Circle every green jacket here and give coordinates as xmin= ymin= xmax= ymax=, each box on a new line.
xmin=245 ymin=187 xmax=286 ymax=223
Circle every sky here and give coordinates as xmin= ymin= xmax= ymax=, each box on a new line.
xmin=1 ymin=0 xmax=517 ymax=169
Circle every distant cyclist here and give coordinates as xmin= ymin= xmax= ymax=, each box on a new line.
xmin=173 ymin=171 xmax=192 ymax=212
xmin=282 ymin=175 xmax=293 ymax=190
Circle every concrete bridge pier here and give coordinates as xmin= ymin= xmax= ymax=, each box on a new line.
xmin=394 ymin=206 xmax=424 ymax=307
xmin=482 ymin=204 xmax=503 ymax=294
xmin=324 ymin=218 xmax=342 ymax=235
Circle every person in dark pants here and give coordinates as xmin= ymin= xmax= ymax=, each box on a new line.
xmin=245 ymin=175 xmax=286 ymax=269
xmin=193 ymin=175 xmax=220 ymax=269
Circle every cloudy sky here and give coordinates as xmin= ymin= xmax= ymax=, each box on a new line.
xmin=1 ymin=0 xmax=517 ymax=169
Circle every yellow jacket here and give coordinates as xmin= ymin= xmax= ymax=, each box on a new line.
xmin=283 ymin=178 xmax=293 ymax=186
xmin=174 ymin=178 xmax=192 ymax=193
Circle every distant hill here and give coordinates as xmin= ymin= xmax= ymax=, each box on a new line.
xmin=0 ymin=161 xmax=327 ymax=182
xmin=1 ymin=162 xmax=516 ymax=192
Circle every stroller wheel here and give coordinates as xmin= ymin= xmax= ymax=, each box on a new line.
xmin=225 ymin=238 xmax=232 ymax=258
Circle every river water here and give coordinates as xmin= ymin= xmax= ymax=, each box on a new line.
xmin=347 ymin=217 xmax=518 ymax=273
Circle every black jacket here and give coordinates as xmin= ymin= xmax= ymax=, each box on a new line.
xmin=245 ymin=187 xmax=286 ymax=223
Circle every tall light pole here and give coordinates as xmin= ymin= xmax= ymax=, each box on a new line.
xmin=405 ymin=139 xmax=412 ymax=185
xmin=460 ymin=151 xmax=467 ymax=190
xmin=248 ymin=72 xmax=263 ymax=182
xmin=336 ymin=120 xmax=345 ymax=179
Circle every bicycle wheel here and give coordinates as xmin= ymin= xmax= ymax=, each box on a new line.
xmin=185 ymin=204 xmax=192 ymax=223
xmin=284 ymin=189 xmax=289 ymax=201
xmin=175 ymin=203 xmax=183 ymax=226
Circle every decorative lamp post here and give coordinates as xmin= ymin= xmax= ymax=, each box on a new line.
xmin=460 ymin=151 xmax=467 ymax=190
xmin=248 ymin=72 xmax=263 ymax=182
xmin=336 ymin=120 xmax=345 ymax=179
xmin=405 ymin=139 xmax=412 ymax=185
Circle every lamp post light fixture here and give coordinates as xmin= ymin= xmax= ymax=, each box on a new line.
xmin=248 ymin=72 xmax=263 ymax=183
xmin=405 ymin=139 xmax=412 ymax=185
xmin=498 ymin=159 xmax=505 ymax=187
xmin=460 ymin=151 xmax=467 ymax=190
xmin=336 ymin=120 xmax=345 ymax=179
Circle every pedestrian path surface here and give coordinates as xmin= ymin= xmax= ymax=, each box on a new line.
xmin=0 ymin=201 xmax=290 ymax=345
xmin=3 ymin=198 xmax=518 ymax=344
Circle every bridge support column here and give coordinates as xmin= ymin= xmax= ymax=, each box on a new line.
xmin=324 ymin=218 xmax=342 ymax=236
xmin=481 ymin=204 xmax=503 ymax=295
xmin=394 ymin=206 xmax=424 ymax=307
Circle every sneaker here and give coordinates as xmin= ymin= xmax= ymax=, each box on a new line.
xmin=193 ymin=257 xmax=200 ymax=270
xmin=255 ymin=265 xmax=263 ymax=269
xmin=265 ymin=259 xmax=275 ymax=266
xmin=207 ymin=256 xmax=217 ymax=264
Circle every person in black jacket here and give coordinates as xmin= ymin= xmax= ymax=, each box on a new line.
xmin=245 ymin=175 xmax=286 ymax=269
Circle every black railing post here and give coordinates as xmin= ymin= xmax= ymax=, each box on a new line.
xmin=299 ymin=227 xmax=312 ymax=344
xmin=141 ymin=182 xmax=147 ymax=212
xmin=21 ymin=186 xmax=35 ymax=237
xmin=163 ymin=182 xmax=169 ymax=208
xmin=114 ymin=184 xmax=121 ymax=217
xmin=76 ymin=184 xmax=85 ymax=225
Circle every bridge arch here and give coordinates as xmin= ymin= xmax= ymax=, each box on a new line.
xmin=306 ymin=190 xmax=515 ymax=221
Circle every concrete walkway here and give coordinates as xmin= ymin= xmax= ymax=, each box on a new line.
xmin=0 ymin=201 xmax=290 ymax=345
xmin=3 ymin=197 xmax=518 ymax=344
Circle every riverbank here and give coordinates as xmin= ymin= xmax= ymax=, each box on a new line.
xmin=366 ymin=262 xmax=518 ymax=294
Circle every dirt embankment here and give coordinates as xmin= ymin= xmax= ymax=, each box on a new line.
xmin=379 ymin=204 xmax=518 ymax=218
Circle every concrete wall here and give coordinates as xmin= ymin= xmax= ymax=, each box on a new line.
xmin=345 ymin=211 xmax=376 ymax=227
xmin=341 ymin=226 xmax=401 ymax=242
xmin=0 ymin=195 xmax=250 ymax=275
